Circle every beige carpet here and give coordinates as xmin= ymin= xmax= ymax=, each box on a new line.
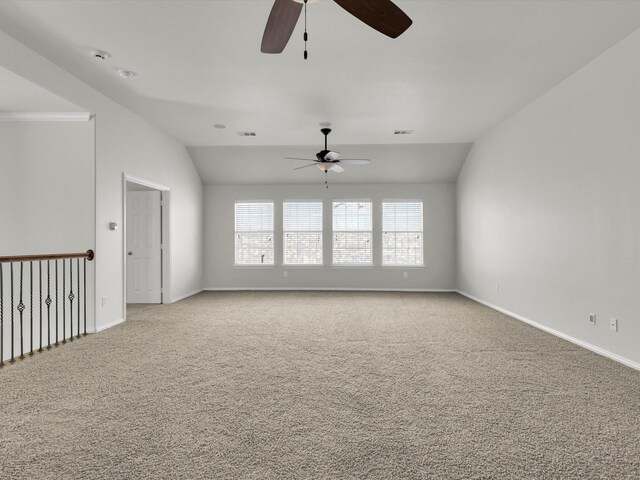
xmin=1 ymin=291 xmax=639 ymax=479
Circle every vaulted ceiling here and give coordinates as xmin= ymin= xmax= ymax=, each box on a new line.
xmin=0 ymin=66 xmax=81 ymax=113
xmin=1 ymin=1 xmax=639 ymax=183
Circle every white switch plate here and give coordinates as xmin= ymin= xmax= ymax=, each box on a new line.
xmin=403 ymin=271 xmax=408 ymax=279
xmin=609 ymin=318 xmax=618 ymax=332
xmin=589 ymin=313 xmax=596 ymax=325
xmin=283 ymin=271 xmax=288 ymax=278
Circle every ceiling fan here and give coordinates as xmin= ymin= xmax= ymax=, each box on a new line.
xmin=261 ymin=0 xmax=413 ymax=54
xmin=287 ymin=128 xmax=370 ymax=177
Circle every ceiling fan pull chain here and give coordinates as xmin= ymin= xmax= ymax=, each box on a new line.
xmin=325 ymin=171 xmax=329 ymax=189
xmin=303 ymin=0 xmax=308 ymax=60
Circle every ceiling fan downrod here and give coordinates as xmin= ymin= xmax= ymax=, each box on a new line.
xmin=303 ymin=0 xmax=308 ymax=60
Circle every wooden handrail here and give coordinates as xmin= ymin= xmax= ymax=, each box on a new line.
xmin=0 ymin=249 xmax=94 ymax=263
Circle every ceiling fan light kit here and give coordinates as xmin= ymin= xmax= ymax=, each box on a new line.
xmin=286 ymin=128 xmax=371 ymax=188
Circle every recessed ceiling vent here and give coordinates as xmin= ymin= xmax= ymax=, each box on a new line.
xmin=237 ymin=131 xmax=257 ymax=137
xmin=91 ymin=49 xmax=111 ymax=60
xmin=394 ymin=130 xmax=414 ymax=135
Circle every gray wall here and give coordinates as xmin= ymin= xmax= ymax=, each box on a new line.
xmin=457 ymin=30 xmax=640 ymax=366
xmin=205 ymin=183 xmax=456 ymax=290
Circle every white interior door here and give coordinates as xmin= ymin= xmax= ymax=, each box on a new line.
xmin=126 ymin=190 xmax=162 ymax=303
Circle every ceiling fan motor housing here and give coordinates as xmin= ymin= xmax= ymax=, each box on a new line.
xmin=317 ymin=150 xmax=332 ymax=161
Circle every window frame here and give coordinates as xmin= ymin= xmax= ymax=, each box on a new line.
xmin=381 ymin=200 xmax=424 ymax=267
xmin=234 ymin=201 xmax=275 ymax=266
xmin=331 ymin=200 xmax=373 ymax=267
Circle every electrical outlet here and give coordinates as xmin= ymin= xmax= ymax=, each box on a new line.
xmin=403 ymin=271 xmax=408 ymax=279
xmin=589 ymin=313 xmax=596 ymax=325
xmin=495 ymin=283 xmax=500 ymax=293
xmin=283 ymin=271 xmax=288 ymax=278
xmin=609 ymin=318 xmax=618 ymax=332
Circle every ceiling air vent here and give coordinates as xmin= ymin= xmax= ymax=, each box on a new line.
xmin=394 ymin=130 xmax=414 ymax=135
xmin=237 ymin=131 xmax=257 ymax=137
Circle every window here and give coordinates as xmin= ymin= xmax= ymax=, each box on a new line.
xmin=283 ymin=202 xmax=323 ymax=265
xmin=382 ymin=201 xmax=423 ymax=266
xmin=332 ymin=201 xmax=372 ymax=265
xmin=235 ymin=202 xmax=274 ymax=265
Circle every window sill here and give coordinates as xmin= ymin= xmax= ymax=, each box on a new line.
xmin=381 ymin=265 xmax=425 ymax=269
xmin=282 ymin=265 xmax=325 ymax=268
xmin=233 ymin=264 xmax=275 ymax=268
xmin=331 ymin=265 xmax=374 ymax=269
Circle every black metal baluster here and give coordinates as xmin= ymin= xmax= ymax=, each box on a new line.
xmin=76 ymin=258 xmax=81 ymax=339
xmin=68 ymin=259 xmax=74 ymax=342
xmin=83 ymin=258 xmax=87 ymax=336
xmin=29 ymin=262 xmax=34 ymax=355
xmin=55 ymin=260 xmax=59 ymax=346
xmin=10 ymin=263 xmax=14 ymax=362
xmin=38 ymin=261 xmax=43 ymax=352
xmin=1 ymin=264 xmax=4 ymax=367
xmin=62 ymin=260 xmax=66 ymax=344
xmin=46 ymin=261 xmax=51 ymax=349
xmin=18 ymin=263 xmax=25 ymax=359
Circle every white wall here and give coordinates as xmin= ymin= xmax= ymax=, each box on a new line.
xmin=457 ymin=29 xmax=640 ymax=366
xmin=205 ymin=183 xmax=456 ymax=290
xmin=0 ymin=122 xmax=94 ymax=255
xmin=0 ymin=29 xmax=203 ymax=329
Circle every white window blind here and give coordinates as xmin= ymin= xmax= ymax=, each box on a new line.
xmin=283 ymin=202 xmax=323 ymax=265
xmin=235 ymin=202 xmax=274 ymax=265
xmin=382 ymin=201 xmax=423 ymax=266
xmin=332 ymin=201 xmax=372 ymax=265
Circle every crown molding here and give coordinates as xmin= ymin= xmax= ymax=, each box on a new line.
xmin=0 ymin=112 xmax=92 ymax=122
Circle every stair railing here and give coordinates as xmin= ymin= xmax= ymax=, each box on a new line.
xmin=0 ymin=250 xmax=94 ymax=367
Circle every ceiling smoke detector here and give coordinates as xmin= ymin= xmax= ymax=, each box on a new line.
xmin=118 ymin=69 xmax=137 ymax=79
xmin=91 ymin=49 xmax=111 ymax=60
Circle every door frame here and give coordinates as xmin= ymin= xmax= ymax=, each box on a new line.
xmin=122 ymin=173 xmax=170 ymax=322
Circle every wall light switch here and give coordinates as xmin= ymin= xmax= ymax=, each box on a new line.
xmin=589 ymin=313 xmax=596 ymax=325
xmin=283 ymin=271 xmax=288 ymax=278
xmin=403 ymin=271 xmax=408 ymax=279
xmin=609 ymin=318 xmax=618 ymax=332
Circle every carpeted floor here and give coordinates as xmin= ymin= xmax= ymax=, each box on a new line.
xmin=1 ymin=291 xmax=639 ymax=479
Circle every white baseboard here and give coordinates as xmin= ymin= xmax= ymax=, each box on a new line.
xmin=95 ymin=318 xmax=125 ymax=333
xmin=170 ymin=289 xmax=203 ymax=303
xmin=204 ymin=287 xmax=456 ymax=293
xmin=456 ymin=290 xmax=640 ymax=373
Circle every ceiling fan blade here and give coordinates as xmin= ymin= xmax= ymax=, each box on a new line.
xmin=333 ymin=0 xmax=412 ymax=39
xmin=286 ymin=157 xmax=317 ymax=161
xmin=261 ymin=0 xmax=303 ymax=54
xmin=324 ymin=151 xmax=341 ymax=161
xmin=294 ymin=163 xmax=318 ymax=170
xmin=339 ymin=159 xmax=370 ymax=165
xmin=330 ymin=164 xmax=345 ymax=173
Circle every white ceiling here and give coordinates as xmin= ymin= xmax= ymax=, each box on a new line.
xmin=0 ymin=1 xmax=639 ymax=183
xmin=0 ymin=66 xmax=82 ymax=112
